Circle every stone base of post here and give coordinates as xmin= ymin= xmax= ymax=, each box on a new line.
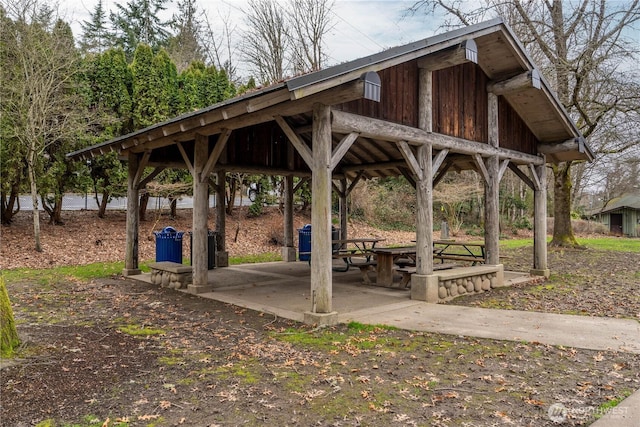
xmin=281 ymin=246 xmax=297 ymax=262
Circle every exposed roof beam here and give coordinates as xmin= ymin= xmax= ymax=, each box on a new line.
xmin=418 ymin=39 xmax=478 ymax=71
xmin=432 ymin=149 xmax=449 ymax=178
xmin=473 ymin=154 xmax=490 ymax=183
xmin=137 ymin=166 xmax=165 ymax=190
xmin=508 ymin=163 xmax=535 ymax=190
xmin=275 ymin=115 xmax=313 ymax=168
xmin=397 ymin=140 xmax=424 ymax=181
xmin=487 ymin=69 xmax=541 ymax=95
xmin=176 ymin=142 xmax=194 ymax=175
xmin=340 ymin=160 xmax=406 ymax=173
xmin=330 ymin=132 xmax=359 ymax=171
xmin=331 ymin=109 xmax=545 ymax=165
xmin=201 ymin=129 xmax=232 ymax=182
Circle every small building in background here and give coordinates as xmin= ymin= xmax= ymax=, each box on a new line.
xmin=591 ymin=193 xmax=640 ymax=237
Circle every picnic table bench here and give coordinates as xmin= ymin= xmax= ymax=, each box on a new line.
xmin=149 ymin=261 xmax=192 ymax=289
xmin=433 ymin=240 xmax=485 ymax=265
xmin=301 ymin=238 xmax=385 ymax=272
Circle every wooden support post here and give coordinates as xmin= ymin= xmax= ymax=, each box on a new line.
xmin=415 ymin=143 xmax=434 ymax=276
xmin=411 ymin=68 xmax=438 ymax=302
xmin=484 ymin=155 xmax=500 ymax=265
xmin=532 ymin=161 xmax=549 ymax=277
xmin=484 ymin=91 xmax=500 ymax=266
xmin=339 ymin=178 xmax=348 ymax=242
xmin=188 ymin=134 xmax=212 ymax=293
xmin=215 ymin=170 xmax=228 ymax=267
xmin=124 ymin=152 xmax=141 ymax=276
xmin=309 ymin=103 xmax=333 ymax=315
xmin=282 ymin=175 xmax=296 ymax=261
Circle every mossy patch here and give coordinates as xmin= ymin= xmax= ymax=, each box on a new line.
xmin=118 ymin=324 xmax=166 ymax=336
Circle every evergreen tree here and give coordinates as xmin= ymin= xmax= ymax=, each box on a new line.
xmin=83 ymin=48 xmax=133 ymax=217
xmin=166 ymin=0 xmax=205 ymax=72
xmin=79 ymin=0 xmax=111 ymax=53
xmin=153 ymin=49 xmax=180 ymax=117
xmin=110 ymin=0 xmax=173 ymax=60
xmin=178 ymin=60 xmax=206 ymax=111
xmin=130 ymin=44 xmax=162 ymax=128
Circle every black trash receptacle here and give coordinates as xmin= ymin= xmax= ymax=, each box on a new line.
xmin=190 ymin=230 xmax=216 ymax=270
xmin=332 ymin=226 xmax=340 ymax=251
xmin=154 ymin=226 xmax=184 ymax=263
xmin=298 ymin=224 xmax=312 ymax=261
xmin=298 ymin=225 xmax=340 ymax=261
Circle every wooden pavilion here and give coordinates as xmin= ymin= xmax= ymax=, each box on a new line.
xmin=68 ymin=18 xmax=593 ymax=324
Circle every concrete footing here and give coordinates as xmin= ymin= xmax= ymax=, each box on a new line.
xmin=281 ymin=246 xmax=297 ymax=262
xmin=122 ymin=268 xmax=142 ymax=276
xmin=187 ymin=284 xmax=214 ymax=294
xmin=410 ymin=274 xmax=440 ymax=302
xmin=530 ymin=268 xmax=550 ymax=278
xmin=216 ymin=251 xmax=229 ymax=268
xmin=304 ymin=311 xmax=338 ymax=326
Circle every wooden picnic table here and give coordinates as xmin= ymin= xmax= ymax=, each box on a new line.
xmin=432 ymin=240 xmax=485 ymax=264
xmin=332 ymin=238 xmax=385 ymax=271
xmin=371 ymin=246 xmax=417 ymax=286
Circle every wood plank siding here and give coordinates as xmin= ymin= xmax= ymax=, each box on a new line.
xmin=204 ymin=61 xmax=540 ymax=171
xmin=498 ymin=96 xmax=538 ymax=154
xmin=337 ymin=60 xmax=419 ymax=127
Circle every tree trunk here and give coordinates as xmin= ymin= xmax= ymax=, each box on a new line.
xmin=139 ymin=192 xmax=149 ymax=221
xmin=98 ymin=191 xmax=109 ymax=218
xmin=52 ymin=195 xmax=64 ymax=225
xmin=169 ymin=197 xmax=177 ymax=219
xmin=27 ymin=155 xmax=42 ymax=252
xmin=1 ymin=182 xmax=20 ymax=225
xmin=43 ymin=193 xmax=64 ymax=225
xmin=550 ymin=161 xmax=582 ymax=247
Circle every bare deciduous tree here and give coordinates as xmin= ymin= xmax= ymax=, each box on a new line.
xmin=287 ymin=0 xmax=335 ymax=74
xmin=2 ymin=0 xmax=85 ymax=251
xmin=408 ymin=0 xmax=640 ymax=247
xmin=201 ymin=7 xmax=240 ymax=84
xmin=241 ymin=0 xmax=289 ymax=84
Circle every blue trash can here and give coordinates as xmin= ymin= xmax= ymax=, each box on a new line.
xmin=298 ymin=224 xmax=312 ymax=261
xmin=154 ymin=226 xmax=184 ymax=263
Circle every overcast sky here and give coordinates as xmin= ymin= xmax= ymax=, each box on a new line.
xmin=59 ymin=0 xmax=443 ymax=77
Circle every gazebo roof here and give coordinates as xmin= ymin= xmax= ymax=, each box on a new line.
xmin=68 ymin=18 xmax=593 ymax=173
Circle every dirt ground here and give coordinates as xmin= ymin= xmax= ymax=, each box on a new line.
xmin=2 ymin=209 xmax=640 ymax=426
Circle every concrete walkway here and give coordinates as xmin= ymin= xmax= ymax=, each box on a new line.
xmin=134 ymin=261 xmax=640 ymax=426
xmin=343 ymin=301 xmax=640 ymax=354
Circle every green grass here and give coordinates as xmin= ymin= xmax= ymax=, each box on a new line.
xmin=499 ymin=237 xmax=640 ymax=252
xmin=594 ymin=389 xmax=633 ymax=419
xmin=230 ymin=252 xmax=282 ymax=264
xmin=272 ymin=322 xmax=399 ymax=351
xmin=118 ymin=324 xmax=166 ymax=336
xmin=2 ymin=261 xmax=130 ymax=285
